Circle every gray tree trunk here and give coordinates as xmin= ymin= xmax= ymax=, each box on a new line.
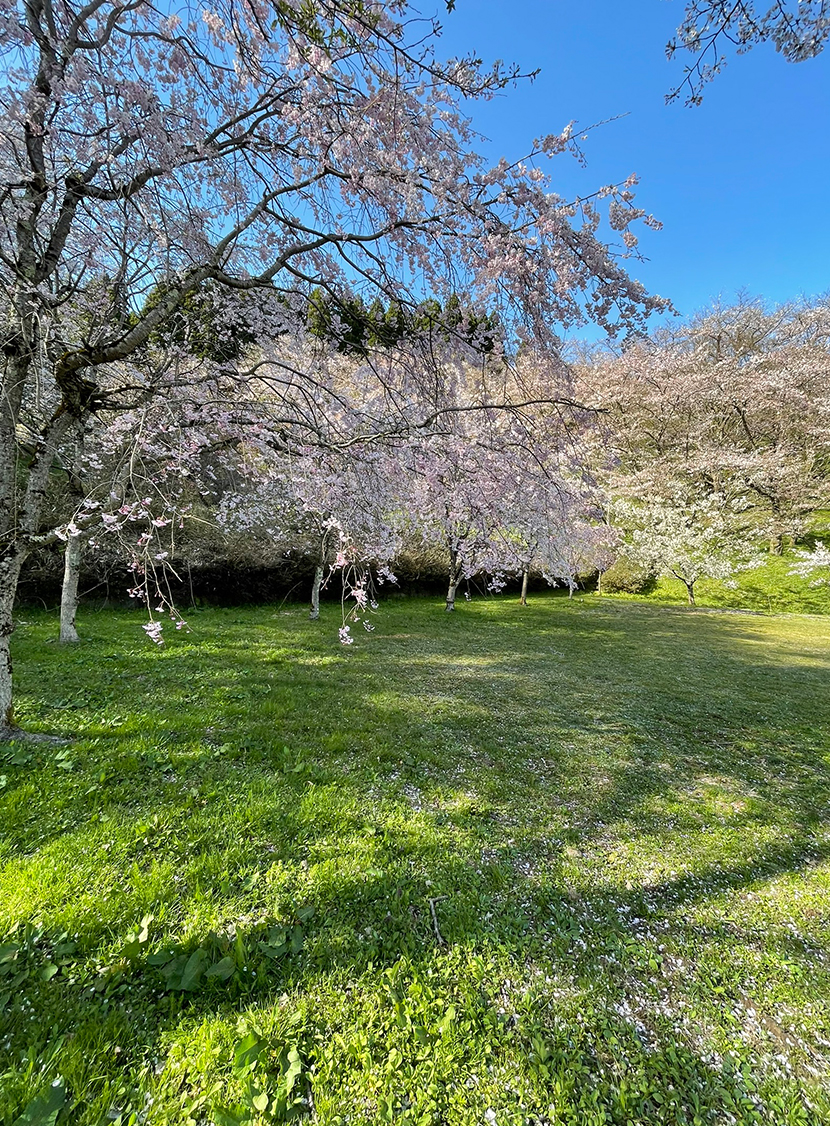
xmin=446 ymin=550 xmax=461 ymax=611
xmin=0 ymin=349 xmax=76 ymax=736
xmin=59 ymin=533 xmax=83 ymax=643
xmin=443 ymin=542 xmax=463 ymax=612
xmin=446 ymin=577 xmax=458 ymax=611
xmin=520 ymin=569 xmax=529 ymax=605
xmin=0 ymin=551 xmax=25 ymax=737
xmin=685 ymin=581 xmax=696 ymax=606
xmin=309 ymin=563 xmax=324 ymax=620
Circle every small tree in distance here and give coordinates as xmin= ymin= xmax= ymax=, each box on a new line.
xmin=616 ymin=493 xmax=760 ymax=605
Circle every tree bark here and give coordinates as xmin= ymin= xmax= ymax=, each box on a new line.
xmin=520 ymin=569 xmax=529 ymax=605
xmin=0 ymin=598 xmax=15 ymax=735
xmin=309 ymin=563 xmax=324 ymax=620
xmin=446 ymin=577 xmax=458 ymax=611
xmin=685 ymin=581 xmax=696 ymax=606
xmin=0 ymin=551 xmax=25 ymax=737
xmin=59 ymin=533 xmax=83 ymax=643
xmin=770 ymin=533 xmax=784 ymax=556
xmin=0 ymin=341 xmax=78 ymax=732
xmin=445 ymin=551 xmax=461 ymax=611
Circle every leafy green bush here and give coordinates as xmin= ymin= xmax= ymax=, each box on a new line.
xmin=600 ymin=557 xmax=657 ymax=595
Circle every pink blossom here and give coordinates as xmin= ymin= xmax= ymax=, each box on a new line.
xmin=143 ymin=621 xmax=164 ymax=645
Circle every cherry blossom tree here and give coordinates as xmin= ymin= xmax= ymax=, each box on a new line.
xmin=53 ymin=370 xmax=232 ymax=645
xmin=789 ymin=541 xmax=830 ymax=586
xmin=681 ymin=301 xmax=830 ymax=552
xmin=571 ymin=298 xmax=830 ymax=601
xmin=669 ymin=1 xmax=830 ymax=103
xmin=57 ymin=424 xmax=86 ymax=643
xmin=0 ymin=0 xmax=668 ymax=736
xmin=404 ymin=433 xmax=512 ymax=612
xmin=615 ymin=492 xmax=759 ymax=605
xmin=217 ymin=436 xmax=401 ymax=621
xmin=475 ymin=442 xmax=612 ymax=602
xmin=392 ymin=348 xmax=599 ymax=609
xmin=580 ymin=298 xmax=830 ymax=558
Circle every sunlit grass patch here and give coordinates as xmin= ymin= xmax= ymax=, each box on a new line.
xmin=610 ymin=550 xmax=830 ymax=615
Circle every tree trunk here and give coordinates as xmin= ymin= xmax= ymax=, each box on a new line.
xmin=685 ymin=581 xmax=696 ymax=606
xmin=309 ymin=563 xmax=324 ymax=620
xmin=770 ymin=533 xmax=784 ymax=556
xmin=0 ymin=285 xmax=80 ymax=736
xmin=445 ymin=576 xmax=458 ymax=611
xmin=0 ymin=552 xmax=25 ymax=738
xmin=59 ymin=533 xmax=83 ymax=643
xmin=446 ymin=551 xmax=461 ymax=611
xmin=0 ymin=376 xmax=77 ymax=735
xmin=520 ymin=569 xmax=529 ymax=605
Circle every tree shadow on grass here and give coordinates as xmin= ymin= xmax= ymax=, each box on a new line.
xmin=3 ymin=830 xmax=824 ymax=1125
xmin=7 ymin=600 xmax=830 ymax=942
xmin=361 ymin=601 xmax=830 ymax=845
xmin=3 ymin=602 xmax=830 ymax=1120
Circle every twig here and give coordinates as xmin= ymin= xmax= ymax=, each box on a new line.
xmin=275 ymin=581 xmax=303 ymax=612
xmin=428 ymin=895 xmax=447 ymax=946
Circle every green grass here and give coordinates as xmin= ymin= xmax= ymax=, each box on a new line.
xmin=606 ymin=552 xmax=830 ymax=615
xmin=2 ymin=595 xmax=830 ymax=1125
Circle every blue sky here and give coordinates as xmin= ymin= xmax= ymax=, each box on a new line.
xmin=436 ymin=0 xmax=830 ymax=329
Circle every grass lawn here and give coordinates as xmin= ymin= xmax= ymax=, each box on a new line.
xmin=608 ymin=553 xmax=830 ymax=616
xmin=1 ymin=594 xmax=830 ymax=1125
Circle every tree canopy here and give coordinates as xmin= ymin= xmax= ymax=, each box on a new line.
xmin=670 ymin=1 xmax=830 ymax=102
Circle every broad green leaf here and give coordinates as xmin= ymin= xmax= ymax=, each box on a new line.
xmin=121 ymin=916 xmax=152 ymax=962
xmin=12 ymin=1078 xmax=65 ymax=1126
xmin=179 ymin=948 xmax=207 ymax=991
xmin=205 ymin=956 xmax=236 ymax=982
xmin=233 ymin=1032 xmax=263 ymax=1074
xmin=147 ymin=950 xmax=175 ymax=967
xmin=0 ymin=943 xmax=19 ymax=969
xmin=158 ymin=953 xmax=187 ymax=988
xmin=120 ymin=939 xmax=140 ymax=961
xmin=259 ymin=926 xmax=288 ymax=959
xmin=259 ymin=940 xmax=287 ymax=960
xmin=284 ymin=1047 xmax=303 ymax=1093
xmin=211 ymin=1105 xmax=248 ymax=1126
